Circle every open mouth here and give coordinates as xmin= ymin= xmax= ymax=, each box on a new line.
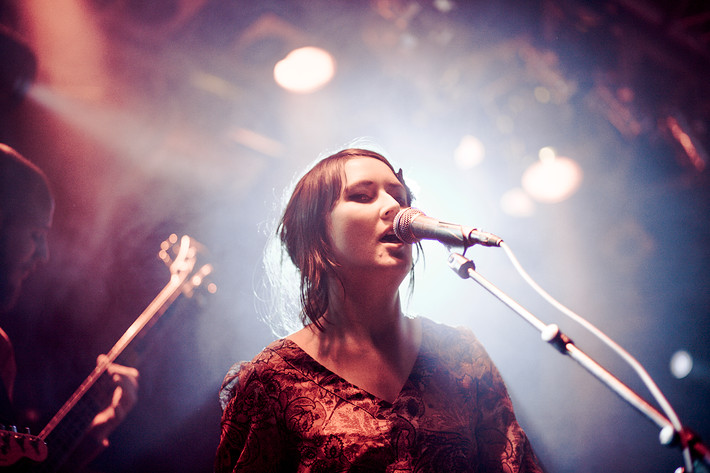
xmin=380 ymin=233 xmax=403 ymax=244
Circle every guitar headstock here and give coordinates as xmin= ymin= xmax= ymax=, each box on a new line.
xmin=158 ymin=234 xmax=216 ymax=297
xmin=0 ymin=428 xmax=48 ymax=466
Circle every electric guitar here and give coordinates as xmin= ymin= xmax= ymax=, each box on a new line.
xmin=1 ymin=234 xmax=213 ymax=471
xmin=0 ymin=430 xmax=47 ymax=467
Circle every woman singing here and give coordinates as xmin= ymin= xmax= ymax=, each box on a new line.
xmin=215 ymin=147 xmax=543 ymax=472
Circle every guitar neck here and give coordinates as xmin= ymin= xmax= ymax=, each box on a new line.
xmin=12 ymin=235 xmax=213 ymax=473
xmin=32 ymin=254 xmax=212 ymax=473
xmin=29 ymin=373 xmax=115 ymax=473
xmin=38 ymin=277 xmax=184 ymax=442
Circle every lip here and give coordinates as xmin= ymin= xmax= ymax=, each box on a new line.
xmin=19 ymin=263 xmax=36 ymax=280
xmin=379 ymin=230 xmax=404 ymax=245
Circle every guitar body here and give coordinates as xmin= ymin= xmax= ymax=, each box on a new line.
xmin=0 ymin=430 xmax=48 ymax=470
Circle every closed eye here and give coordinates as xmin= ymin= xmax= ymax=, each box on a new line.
xmin=349 ymin=193 xmax=372 ymax=203
xmin=31 ymin=230 xmax=47 ymax=243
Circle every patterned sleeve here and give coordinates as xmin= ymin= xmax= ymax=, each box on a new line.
xmin=214 ymin=361 xmax=289 ymax=473
xmin=218 ymin=362 xmax=244 ymax=411
xmin=460 ymin=327 xmax=544 ymax=473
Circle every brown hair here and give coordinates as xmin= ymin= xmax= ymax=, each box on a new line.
xmin=278 ymin=148 xmax=414 ymax=330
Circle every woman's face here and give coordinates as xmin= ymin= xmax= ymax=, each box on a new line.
xmin=326 ymin=157 xmax=412 ymax=281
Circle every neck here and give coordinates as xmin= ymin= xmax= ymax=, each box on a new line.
xmin=323 ymin=271 xmax=405 ymax=342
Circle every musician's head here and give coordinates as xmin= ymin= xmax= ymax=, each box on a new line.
xmin=277 ymin=147 xmax=415 ymax=329
xmin=0 ymin=143 xmax=54 ymax=312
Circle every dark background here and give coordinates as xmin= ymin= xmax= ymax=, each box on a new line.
xmin=1 ymin=1 xmax=709 ymax=472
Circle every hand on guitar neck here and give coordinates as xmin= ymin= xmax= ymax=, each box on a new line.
xmin=56 ymin=355 xmax=140 ymax=470
xmin=86 ymin=356 xmax=139 ymax=449
xmin=0 ymin=357 xmax=139 ymax=471
xmin=2 ymin=234 xmax=210 ymax=470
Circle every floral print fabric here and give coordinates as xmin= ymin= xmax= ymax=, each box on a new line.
xmin=216 ymin=318 xmax=542 ymax=473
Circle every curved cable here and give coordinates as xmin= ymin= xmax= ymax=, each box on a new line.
xmin=499 ymin=241 xmax=692 ymax=471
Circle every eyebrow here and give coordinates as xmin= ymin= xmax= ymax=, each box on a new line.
xmin=344 ymin=180 xmax=374 ymax=190
xmin=345 ymin=179 xmax=404 ymax=191
xmin=343 ymin=180 xmax=407 ymax=203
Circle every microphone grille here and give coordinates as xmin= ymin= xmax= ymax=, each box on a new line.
xmin=393 ymin=207 xmax=424 ymax=244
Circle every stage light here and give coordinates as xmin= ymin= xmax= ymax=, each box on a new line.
xmin=454 ymin=135 xmax=485 ymax=169
xmin=273 ymin=46 xmax=335 ymax=94
xmin=670 ymin=350 xmax=693 ymax=379
xmin=666 ymin=115 xmax=706 ymax=172
xmin=433 ymin=0 xmax=455 ymax=13
xmin=534 ymin=86 xmax=551 ymax=104
xmin=521 ymin=147 xmax=583 ymax=203
xmin=500 ymin=187 xmax=535 ymax=217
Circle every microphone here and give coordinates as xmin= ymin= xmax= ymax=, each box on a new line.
xmin=393 ymin=208 xmax=503 ymax=248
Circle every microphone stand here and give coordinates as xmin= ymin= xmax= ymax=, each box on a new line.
xmin=447 ymin=251 xmax=710 ymax=472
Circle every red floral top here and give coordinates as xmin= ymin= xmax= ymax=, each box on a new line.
xmin=215 ymin=318 xmax=543 ymax=473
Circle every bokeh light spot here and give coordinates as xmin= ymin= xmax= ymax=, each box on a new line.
xmin=522 ymin=152 xmax=583 ymax=203
xmin=670 ymin=350 xmax=693 ymax=379
xmin=454 ymin=135 xmax=485 ymax=169
xmin=274 ymin=46 xmax=335 ymax=94
xmin=500 ymin=187 xmax=536 ymax=217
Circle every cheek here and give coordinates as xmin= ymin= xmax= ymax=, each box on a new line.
xmin=4 ymin=227 xmax=34 ymax=263
xmin=327 ymin=209 xmax=369 ymax=255
xmin=324 ymin=213 xmax=345 ymax=257
xmin=327 ymin=217 xmax=354 ymax=253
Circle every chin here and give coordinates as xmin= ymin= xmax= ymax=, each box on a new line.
xmin=380 ymin=259 xmax=413 ymax=278
xmin=0 ymin=291 xmax=19 ymax=313
xmin=0 ymin=278 xmax=23 ymax=312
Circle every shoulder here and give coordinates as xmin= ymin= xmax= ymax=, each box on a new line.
xmin=218 ymin=339 xmax=301 ymax=410
xmin=417 ymin=317 xmax=499 ymax=381
xmin=419 ymin=317 xmax=487 ymax=359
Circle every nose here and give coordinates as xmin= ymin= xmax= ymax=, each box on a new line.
xmin=33 ymin=234 xmax=50 ymax=264
xmin=380 ymin=191 xmax=401 ymax=219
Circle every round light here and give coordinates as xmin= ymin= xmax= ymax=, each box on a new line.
xmin=273 ymin=46 xmax=335 ymax=94
xmin=454 ymin=135 xmax=485 ymax=169
xmin=534 ymin=86 xmax=551 ymax=103
xmin=670 ymin=350 xmax=693 ymax=379
xmin=522 ymin=155 xmax=583 ymax=203
xmin=500 ymin=187 xmax=535 ymax=217
xmin=538 ymin=146 xmax=556 ymax=162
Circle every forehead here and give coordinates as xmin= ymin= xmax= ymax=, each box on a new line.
xmin=342 ymin=157 xmax=399 ymax=184
xmin=10 ymin=191 xmax=54 ymax=228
